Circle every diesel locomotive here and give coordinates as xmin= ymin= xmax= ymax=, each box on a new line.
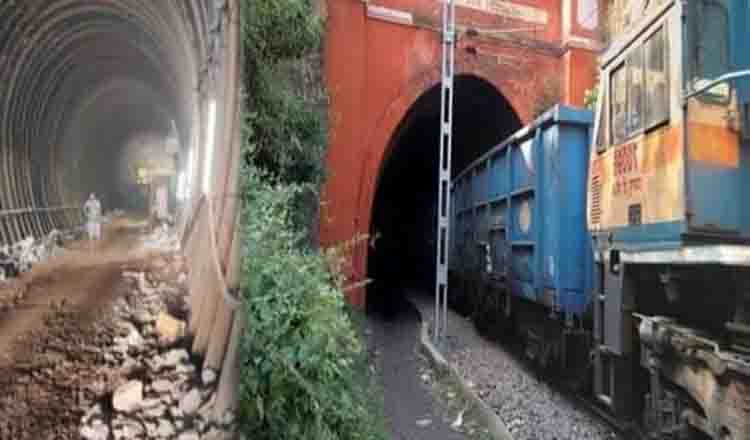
xmin=450 ymin=1 xmax=750 ymax=438
xmin=590 ymin=0 xmax=750 ymax=438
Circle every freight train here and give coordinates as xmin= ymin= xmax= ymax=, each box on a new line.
xmin=449 ymin=1 xmax=750 ymax=438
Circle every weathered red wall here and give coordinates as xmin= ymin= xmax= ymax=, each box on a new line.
xmin=321 ymin=0 xmax=601 ymax=307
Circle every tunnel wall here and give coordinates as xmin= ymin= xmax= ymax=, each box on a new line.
xmin=321 ymin=0 xmax=602 ymax=307
xmin=179 ymin=0 xmax=243 ymax=417
xmin=0 ymin=0 xmax=243 ymax=412
xmin=0 ymin=0 xmax=217 ymax=245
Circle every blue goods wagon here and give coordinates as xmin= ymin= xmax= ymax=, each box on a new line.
xmin=450 ymin=105 xmax=594 ymax=323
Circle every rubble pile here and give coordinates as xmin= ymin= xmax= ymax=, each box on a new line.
xmin=0 ymin=252 xmax=234 ymax=440
xmin=142 ymin=224 xmax=180 ymax=252
xmin=0 ymin=228 xmax=71 ymax=280
xmin=76 ymin=260 xmax=235 ymax=440
xmin=0 ymin=279 xmax=26 ymax=312
xmin=0 ymin=298 xmax=127 ymax=439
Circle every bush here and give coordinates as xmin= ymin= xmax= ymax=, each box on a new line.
xmin=241 ymin=0 xmax=328 ymax=187
xmin=531 ymin=78 xmax=561 ymax=119
xmin=584 ymin=84 xmax=599 ymax=111
xmin=239 ymin=167 xmax=386 ymax=440
xmin=238 ymin=1 xmax=388 ymax=438
xmin=241 ymin=0 xmax=322 ymax=64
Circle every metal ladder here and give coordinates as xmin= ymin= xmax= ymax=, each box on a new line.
xmin=434 ymin=0 xmax=455 ymax=343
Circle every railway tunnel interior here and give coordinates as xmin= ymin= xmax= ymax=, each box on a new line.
xmin=0 ymin=0 xmax=212 ymax=246
xmin=368 ymin=75 xmax=522 ymax=316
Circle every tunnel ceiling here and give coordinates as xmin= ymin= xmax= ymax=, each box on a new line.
xmin=369 ymin=76 xmax=521 ymax=300
xmin=0 ymin=0 xmax=215 ymax=244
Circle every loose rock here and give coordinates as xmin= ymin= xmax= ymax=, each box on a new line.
xmin=155 ymin=311 xmax=185 ymax=347
xmin=202 ymin=368 xmax=217 ymax=386
xmin=144 ymin=404 xmax=167 ymax=419
xmin=113 ymin=420 xmax=144 ymax=439
xmin=219 ymin=410 xmax=235 ymax=427
xmin=178 ymin=431 xmax=200 ymax=440
xmin=82 ymin=403 xmax=102 ymax=424
xmin=156 ymin=419 xmax=175 ymax=437
xmin=112 ymin=380 xmax=143 ymax=413
xmin=180 ymin=388 xmax=202 ymax=415
xmin=80 ymin=420 xmax=109 ymax=440
xmin=151 ymin=379 xmax=173 ymax=394
xmin=161 ymin=348 xmax=189 ymax=367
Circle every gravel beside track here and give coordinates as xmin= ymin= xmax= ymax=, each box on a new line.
xmin=409 ymin=291 xmax=621 ymax=440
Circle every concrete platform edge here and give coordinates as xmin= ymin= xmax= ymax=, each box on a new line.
xmin=415 ymin=311 xmax=514 ymax=440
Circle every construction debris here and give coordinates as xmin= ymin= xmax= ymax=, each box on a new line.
xmin=142 ymin=223 xmax=180 ymax=252
xmin=0 ymin=235 xmax=234 ymax=440
xmin=0 ymin=279 xmax=26 ymax=312
xmin=0 ymin=228 xmax=70 ymax=280
xmin=155 ymin=311 xmax=186 ymax=347
xmin=75 ymin=260 xmax=235 ymax=440
xmin=112 ymin=380 xmax=144 ymax=413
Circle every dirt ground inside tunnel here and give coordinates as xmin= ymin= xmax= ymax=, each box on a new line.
xmin=0 ymin=218 xmax=178 ymax=439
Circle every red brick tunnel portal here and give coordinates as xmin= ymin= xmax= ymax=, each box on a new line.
xmin=367 ymin=75 xmax=521 ymax=315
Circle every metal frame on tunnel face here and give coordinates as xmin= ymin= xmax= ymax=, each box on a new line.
xmin=434 ymin=0 xmax=456 ymax=343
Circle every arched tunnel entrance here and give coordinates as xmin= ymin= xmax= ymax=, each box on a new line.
xmin=367 ymin=75 xmax=521 ymax=315
xmin=0 ymin=1 xmax=214 ymax=245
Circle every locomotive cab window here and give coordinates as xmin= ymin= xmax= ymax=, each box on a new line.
xmin=627 ymin=46 xmax=644 ymax=134
xmin=688 ymin=0 xmax=731 ymax=101
xmin=611 ymin=64 xmax=628 ymax=145
xmin=609 ymin=25 xmax=670 ymax=144
xmin=644 ymin=27 xmax=669 ymax=128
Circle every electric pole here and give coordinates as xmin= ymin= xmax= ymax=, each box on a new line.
xmin=434 ymin=0 xmax=455 ymax=343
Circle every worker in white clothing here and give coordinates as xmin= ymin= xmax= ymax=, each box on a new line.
xmin=83 ymin=193 xmax=102 ymax=241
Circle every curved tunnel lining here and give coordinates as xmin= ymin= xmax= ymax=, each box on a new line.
xmin=0 ymin=0 xmax=213 ymax=244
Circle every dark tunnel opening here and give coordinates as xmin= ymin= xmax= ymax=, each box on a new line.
xmin=367 ymin=75 xmax=522 ymax=315
xmin=0 ymin=0 xmax=216 ymax=245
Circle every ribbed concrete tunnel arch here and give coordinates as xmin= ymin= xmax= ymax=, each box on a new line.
xmin=367 ymin=74 xmax=522 ymax=313
xmin=0 ymin=0 xmax=221 ymax=245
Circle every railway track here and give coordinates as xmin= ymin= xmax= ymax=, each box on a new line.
xmin=480 ymin=322 xmax=656 ymax=440
xmin=410 ymin=292 xmax=620 ymax=440
xmin=562 ymin=380 xmax=643 ymax=440
xmin=505 ymin=341 xmax=635 ymax=440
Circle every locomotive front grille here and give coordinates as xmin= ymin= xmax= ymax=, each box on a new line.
xmin=590 ymin=174 xmax=602 ymax=225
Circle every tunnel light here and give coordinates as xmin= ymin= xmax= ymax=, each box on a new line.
xmin=202 ymin=99 xmax=217 ymax=194
xmin=177 ymin=171 xmax=187 ymax=201
xmin=185 ymin=147 xmax=195 ymax=198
